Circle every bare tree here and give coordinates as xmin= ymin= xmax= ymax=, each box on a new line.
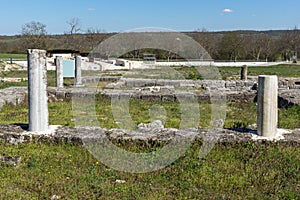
xmin=277 ymin=27 xmax=300 ymax=61
xmin=66 ymin=18 xmax=81 ymax=34
xmin=242 ymin=34 xmax=273 ymax=61
xmin=21 ymin=21 xmax=48 ymax=49
xmin=261 ymin=35 xmax=276 ymax=62
xmin=192 ymin=29 xmax=220 ymax=59
xmin=85 ymin=28 xmax=105 ymax=51
xmin=64 ymin=18 xmax=82 ymax=50
xmin=243 ymin=35 xmax=262 ymax=61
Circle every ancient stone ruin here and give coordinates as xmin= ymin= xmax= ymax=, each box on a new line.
xmin=0 ymin=49 xmax=300 ymax=146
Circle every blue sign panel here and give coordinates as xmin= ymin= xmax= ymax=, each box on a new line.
xmin=62 ymin=60 xmax=75 ymax=78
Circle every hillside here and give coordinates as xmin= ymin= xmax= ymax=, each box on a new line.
xmin=0 ymin=29 xmax=299 ymax=61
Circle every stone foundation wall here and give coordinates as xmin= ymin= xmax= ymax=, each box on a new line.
xmin=0 ymin=125 xmax=299 ymax=146
xmin=1 ymin=77 xmax=300 ymax=111
xmin=96 ymin=77 xmax=300 ymax=91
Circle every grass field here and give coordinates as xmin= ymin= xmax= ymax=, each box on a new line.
xmin=218 ymin=64 xmax=300 ymax=79
xmin=0 ymin=140 xmax=299 ymax=199
xmin=120 ymin=64 xmax=300 ymax=80
xmin=1 ymin=96 xmax=300 ymax=130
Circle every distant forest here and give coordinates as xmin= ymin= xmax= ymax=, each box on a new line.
xmin=1 ymin=28 xmax=300 ymax=61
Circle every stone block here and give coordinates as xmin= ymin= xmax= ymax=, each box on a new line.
xmin=161 ymin=94 xmax=175 ymax=102
xmin=141 ymin=94 xmax=161 ymax=101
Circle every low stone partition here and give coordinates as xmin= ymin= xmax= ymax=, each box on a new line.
xmin=0 ymin=87 xmax=27 ymax=109
xmin=46 ymin=86 xmax=257 ymax=104
xmin=278 ymin=89 xmax=300 ymax=108
xmin=82 ymin=76 xmax=121 ymax=84
xmin=115 ymin=78 xmax=256 ymax=91
xmin=83 ymin=76 xmax=300 ymax=91
xmin=1 ymin=78 xmax=300 ymax=111
xmin=278 ymin=78 xmax=300 ymax=89
xmin=0 ymin=124 xmax=299 ymax=146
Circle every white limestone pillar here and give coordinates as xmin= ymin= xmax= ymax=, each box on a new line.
xmin=75 ymin=56 xmax=82 ymax=86
xmin=56 ymin=56 xmax=63 ymax=88
xmin=27 ymin=49 xmax=49 ymax=131
xmin=257 ymin=75 xmax=278 ymax=137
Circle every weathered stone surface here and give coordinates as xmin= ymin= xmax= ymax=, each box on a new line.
xmin=257 ymin=76 xmax=278 ymax=137
xmin=106 ymin=81 xmax=125 ymax=89
xmin=141 ymin=94 xmax=162 ymax=101
xmin=55 ymin=56 xmax=63 ymax=88
xmin=82 ymin=76 xmax=300 ymax=90
xmin=278 ymin=89 xmax=300 ymax=108
xmin=0 ymin=99 xmax=5 ymax=108
xmin=137 ymin=120 xmax=164 ymax=132
xmin=29 ymin=85 xmax=300 ymax=107
xmin=75 ymin=56 xmax=83 ymax=86
xmin=55 ymin=90 xmax=66 ymax=99
xmin=0 ymin=156 xmax=21 ymax=167
xmin=241 ymin=65 xmax=248 ymax=80
xmin=161 ymin=94 xmax=175 ymax=102
xmin=0 ymin=87 xmax=27 ymax=110
xmin=48 ymin=92 xmax=63 ymax=103
xmin=50 ymin=195 xmax=60 ymax=200
xmin=0 ymin=125 xmax=299 ymax=146
xmin=27 ymin=49 xmax=49 ymax=132
xmin=225 ymin=81 xmax=237 ymax=88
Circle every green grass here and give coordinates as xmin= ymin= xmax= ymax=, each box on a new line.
xmin=0 ymin=141 xmax=298 ymax=199
xmin=0 ymin=53 xmax=27 ymax=60
xmin=82 ymin=65 xmax=300 ymax=80
xmin=0 ymin=80 xmax=28 ymax=90
xmin=219 ymin=64 xmax=300 ymax=80
xmin=93 ymin=65 xmax=300 ymax=80
xmin=0 ymin=70 xmax=29 ymax=90
xmin=224 ymin=102 xmax=257 ymax=130
xmin=121 ymin=66 xmax=205 ymax=80
xmin=0 ymin=70 xmax=28 ymax=78
xmin=225 ymin=102 xmax=300 ymax=129
xmin=93 ymin=95 xmax=211 ymax=129
xmin=279 ymin=105 xmax=300 ymax=128
xmin=1 ymin=96 xmax=299 ymax=130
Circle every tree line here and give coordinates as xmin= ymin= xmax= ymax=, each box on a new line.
xmin=0 ymin=19 xmax=299 ymax=62
xmin=189 ymin=29 xmax=300 ymax=62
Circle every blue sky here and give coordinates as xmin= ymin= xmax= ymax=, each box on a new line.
xmin=1 ymin=0 xmax=300 ymax=35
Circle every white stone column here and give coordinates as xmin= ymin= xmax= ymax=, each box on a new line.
xmin=56 ymin=56 xmax=63 ymax=88
xmin=257 ymin=75 xmax=278 ymax=137
xmin=75 ymin=56 xmax=82 ymax=86
xmin=27 ymin=49 xmax=49 ymax=131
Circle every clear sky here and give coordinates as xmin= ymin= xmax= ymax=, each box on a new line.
xmin=1 ymin=0 xmax=299 ymax=35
